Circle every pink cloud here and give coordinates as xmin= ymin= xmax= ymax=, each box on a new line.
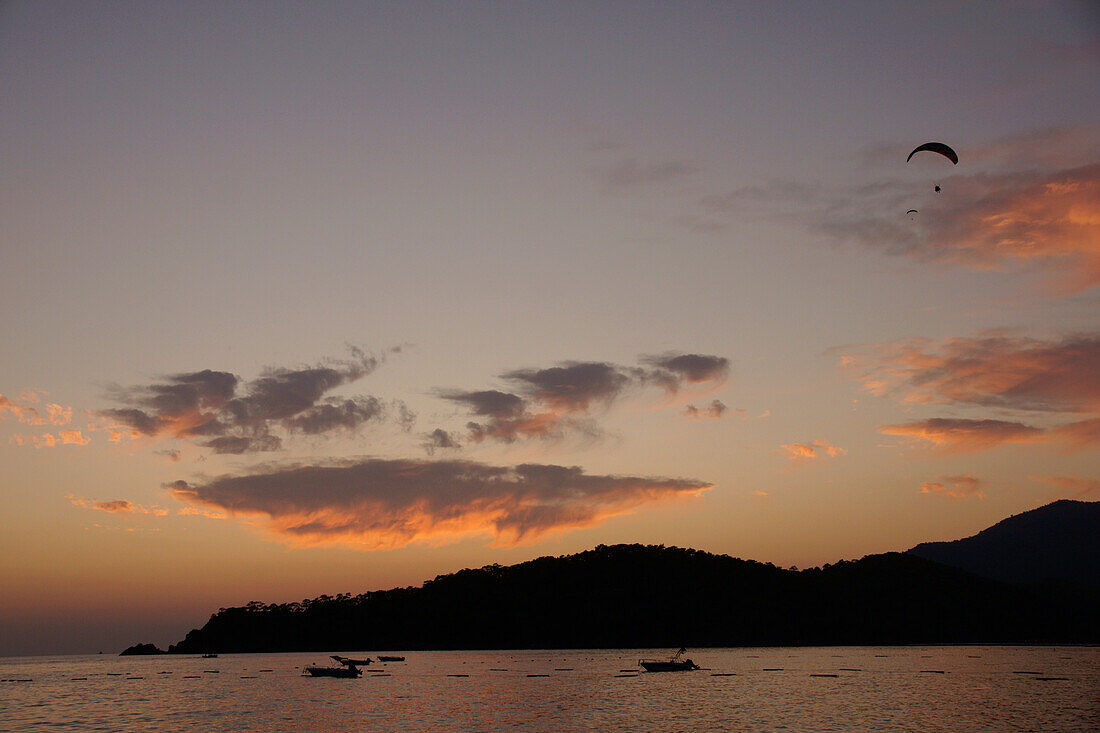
xmin=838 ymin=333 xmax=1100 ymax=413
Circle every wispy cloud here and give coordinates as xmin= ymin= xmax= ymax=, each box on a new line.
xmin=920 ymin=473 xmax=985 ymax=499
xmin=68 ymin=494 xmax=169 ymax=516
xmin=595 ymin=158 xmax=699 ymax=194
xmin=1031 ymin=474 xmax=1100 ymax=500
xmin=837 ymin=333 xmax=1100 ymax=413
xmin=167 ymin=459 xmax=711 ymax=549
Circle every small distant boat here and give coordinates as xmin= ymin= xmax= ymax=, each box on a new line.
xmin=201 ymin=653 xmax=218 ymax=658
xmin=377 ymin=655 xmax=405 ymax=662
xmin=639 ymin=648 xmax=700 ymax=673
xmin=304 ymin=663 xmax=362 ymax=678
xmin=331 ymin=655 xmax=372 ymax=666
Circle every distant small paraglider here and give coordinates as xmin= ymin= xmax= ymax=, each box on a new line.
xmin=906 ymin=209 xmax=918 ymax=215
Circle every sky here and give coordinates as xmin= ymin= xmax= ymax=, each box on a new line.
xmin=1 ymin=0 xmax=1098 ymax=656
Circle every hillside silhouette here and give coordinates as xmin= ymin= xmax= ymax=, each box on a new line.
xmin=165 ymin=538 xmax=1097 ymax=654
xmin=907 ymin=499 xmax=1099 ymax=586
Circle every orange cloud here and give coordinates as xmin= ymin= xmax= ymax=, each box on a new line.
xmin=167 ymin=459 xmax=711 ymax=550
xmin=59 ymin=430 xmax=91 ymax=446
xmin=838 ymin=333 xmax=1100 ymax=413
xmin=778 ymin=439 xmax=846 ymax=463
xmin=880 ymin=418 xmax=1044 ymax=454
xmin=1031 ymin=474 xmax=1100 ymax=500
xmin=0 ymin=393 xmax=72 ymax=426
xmin=95 ymin=500 xmax=133 ymax=514
xmin=11 ymin=430 xmax=92 ymax=448
xmin=920 ymin=473 xmax=985 ymax=499
xmin=177 ymin=506 xmax=227 ymax=520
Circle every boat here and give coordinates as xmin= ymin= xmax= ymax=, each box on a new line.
xmin=331 ymin=655 xmax=372 ymax=666
xmin=377 ymin=655 xmax=405 ymax=662
xmin=304 ymin=663 xmax=362 ymax=678
xmin=639 ymin=648 xmax=700 ymax=672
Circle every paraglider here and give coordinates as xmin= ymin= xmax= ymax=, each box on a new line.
xmin=906 ymin=209 xmax=918 ymax=214
xmin=906 ymin=142 xmax=958 ymax=165
xmin=907 ymin=141 xmax=957 ymax=193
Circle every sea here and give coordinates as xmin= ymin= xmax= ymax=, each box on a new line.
xmin=1 ymin=646 xmax=1096 ymax=732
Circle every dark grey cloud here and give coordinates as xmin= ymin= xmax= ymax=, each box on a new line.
xmin=683 ymin=400 xmax=727 ymax=420
xmin=439 ymin=390 xmax=526 ymax=419
xmin=642 ymin=353 xmax=730 ymax=390
xmin=423 ymin=428 xmax=461 ymax=455
xmin=102 ymin=369 xmax=239 ymax=436
xmin=502 ymin=362 xmax=632 ymax=411
xmin=100 ymin=348 xmax=395 ymax=452
xmin=100 ymin=407 xmax=165 ymax=436
xmin=441 ymin=353 xmax=730 ymax=444
xmin=283 ymin=397 xmax=385 ymax=435
xmin=168 ymin=458 xmax=711 ymax=548
xmin=202 ymin=435 xmax=283 ymax=455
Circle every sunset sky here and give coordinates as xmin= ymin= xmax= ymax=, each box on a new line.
xmin=2 ymin=1 xmax=1098 ymax=656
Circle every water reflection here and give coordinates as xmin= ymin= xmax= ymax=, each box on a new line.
xmin=0 ymin=647 xmax=1096 ymax=732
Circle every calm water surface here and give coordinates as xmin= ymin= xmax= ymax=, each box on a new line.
xmin=1 ymin=647 xmax=1096 ymax=732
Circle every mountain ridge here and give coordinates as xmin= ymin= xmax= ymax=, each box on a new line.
xmin=135 ymin=500 xmax=1098 ymax=654
xmin=907 ymin=499 xmax=1099 ymax=586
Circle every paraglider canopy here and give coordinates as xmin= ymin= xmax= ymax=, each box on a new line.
xmin=907 ymin=142 xmax=958 ymax=165
xmin=906 ymin=209 xmax=918 ymax=214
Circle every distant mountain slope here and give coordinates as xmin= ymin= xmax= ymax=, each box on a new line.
xmin=162 ymin=543 xmax=1098 ymax=654
xmin=907 ymin=500 xmax=1100 ymax=586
